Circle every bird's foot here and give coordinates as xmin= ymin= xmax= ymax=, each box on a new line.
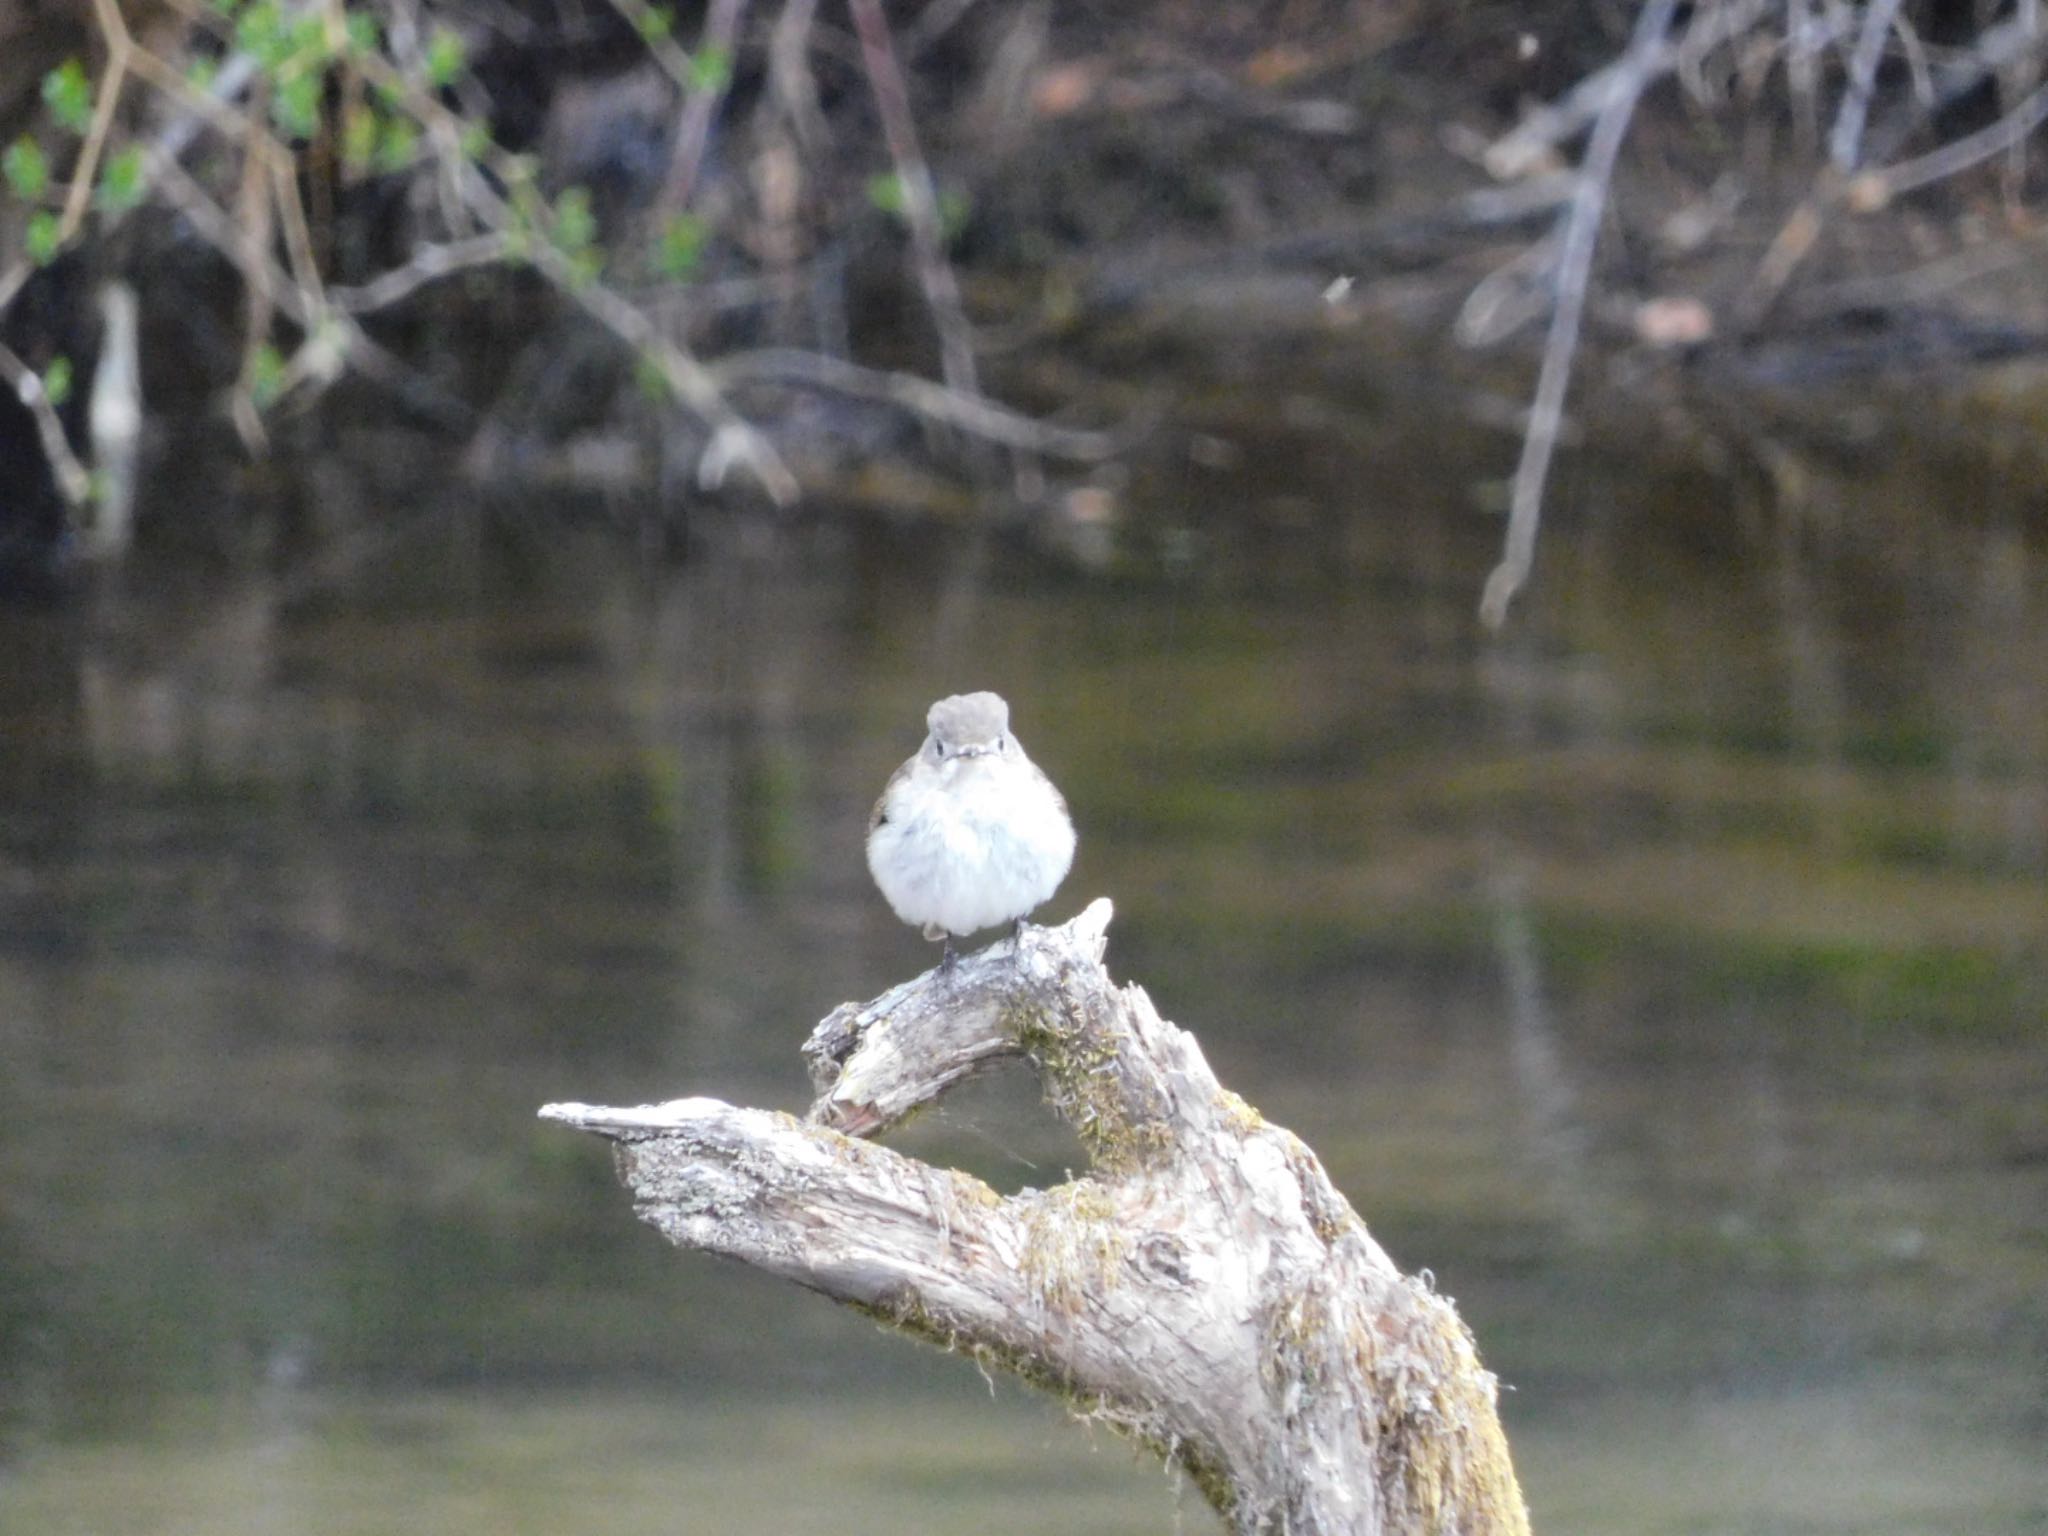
xmin=938 ymin=934 xmax=959 ymax=974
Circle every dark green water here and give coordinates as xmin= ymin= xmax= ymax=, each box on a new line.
xmin=1 ymin=415 xmax=2044 ymax=1533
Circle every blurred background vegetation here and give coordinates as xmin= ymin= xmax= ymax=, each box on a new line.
xmin=6 ymin=0 xmax=2048 ymax=595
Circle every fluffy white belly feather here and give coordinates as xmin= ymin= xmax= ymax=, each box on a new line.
xmin=867 ymin=764 xmax=1075 ymax=936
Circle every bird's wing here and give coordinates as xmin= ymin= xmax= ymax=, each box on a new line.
xmin=1026 ymin=754 xmax=1070 ymax=823
xmin=868 ymin=757 xmax=912 ymax=833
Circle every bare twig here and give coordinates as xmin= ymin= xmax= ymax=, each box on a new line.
xmin=604 ymin=0 xmax=705 ymax=94
xmin=328 ymin=233 xmax=513 ymax=312
xmin=0 ymin=261 xmax=30 ymax=321
xmin=768 ymin=0 xmax=827 ymax=154
xmin=654 ymin=0 xmax=749 ymax=213
xmin=343 ymin=40 xmax=801 ymax=499
xmin=1799 ymin=226 xmax=2048 ymax=315
xmin=0 ymin=340 xmax=91 ymax=508
xmin=146 ymin=147 xmax=455 ymax=420
xmin=230 ymin=119 xmax=279 ymax=453
xmin=1861 ymin=76 xmax=2048 ymax=202
xmin=846 ymin=0 xmax=981 ymax=400
xmin=901 ymin=0 xmax=985 ymax=60
xmin=1828 ymin=0 xmax=1903 ymax=172
xmin=58 ymin=54 xmax=129 ymax=242
xmin=525 ymin=241 xmax=801 ymax=503
xmin=1905 ymin=8 xmax=2048 ymax=117
xmin=1481 ymin=0 xmax=1682 ymax=632
xmin=1484 ymin=0 xmax=1767 ymax=179
xmin=268 ymin=142 xmax=327 ymax=314
xmin=717 ymin=347 xmax=1123 ymax=458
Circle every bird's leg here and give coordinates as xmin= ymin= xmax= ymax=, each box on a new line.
xmin=939 ymin=934 xmax=958 ymax=973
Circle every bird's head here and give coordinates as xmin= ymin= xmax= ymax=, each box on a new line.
xmin=923 ymin=691 xmax=1016 ymax=772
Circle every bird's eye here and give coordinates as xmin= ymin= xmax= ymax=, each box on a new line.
xmin=934 ymin=741 xmax=947 ymax=759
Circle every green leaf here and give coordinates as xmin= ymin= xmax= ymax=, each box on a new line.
xmin=4 ymin=136 xmax=48 ymax=200
xmin=866 ymin=171 xmax=905 ymax=216
xmin=458 ymin=122 xmax=491 ymax=161
xmin=25 ymin=210 xmax=62 ymax=265
xmin=866 ymin=172 xmax=969 ymax=242
xmin=287 ymin=14 xmax=329 ymax=64
xmin=654 ymin=212 xmax=705 ymax=279
xmin=341 ymin=105 xmax=378 ymax=172
xmin=505 ymin=179 xmax=542 ymax=230
xmin=187 ymin=56 xmax=220 ymax=91
xmin=249 ymin=342 xmax=286 ymax=408
xmin=636 ymin=5 xmax=673 ymax=42
xmin=343 ymin=10 xmax=379 ymax=56
xmin=235 ymin=3 xmax=290 ymax=69
xmin=686 ymin=46 xmax=731 ymax=94
xmin=272 ymin=71 xmax=322 ymax=138
xmin=43 ymin=356 xmax=73 ymax=409
xmin=937 ymin=188 xmax=970 ymax=241
xmin=42 ymin=60 xmax=93 ymax=133
xmin=424 ymin=27 xmax=466 ymax=88
xmin=552 ymin=186 xmax=596 ymax=252
xmin=633 ymin=353 xmax=673 ymax=402
xmin=375 ymin=116 xmax=419 ymax=173
xmin=95 ymin=145 xmax=147 ymax=212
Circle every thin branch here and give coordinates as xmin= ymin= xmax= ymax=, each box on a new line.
xmin=0 ymin=341 xmax=91 ymax=508
xmin=343 ymin=43 xmax=800 ymax=501
xmin=58 ymin=55 xmax=130 ymax=242
xmin=328 ymin=233 xmax=513 ymax=312
xmin=111 ymin=0 xmax=261 ymax=144
xmin=654 ymin=0 xmax=749 ymax=213
xmin=229 ymin=115 xmax=279 ymax=453
xmin=146 ymin=147 xmax=456 ymax=422
xmin=524 ymin=242 xmax=801 ymax=503
xmin=1860 ymin=75 xmax=2048 ymax=201
xmin=604 ymin=0 xmax=707 ymax=94
xmin=1480 ymin=0 xmax=1681 ymax=632
xmin=845 ymin=0 xmax=981 ymax=400
xmin=1798 ymin=225 xmax=2048 ymax=314
xmin=1827 ymin=0 xmax=1903 ymax=172
xmin=268 ymin=140 xmax=328 ymax=314
xmin=1483 ymin=0 xmax=1767 ymax=179
xmin=716 ymin=347 xmax=1122 ymax=458
xmin=768 ymin=0 xmax=827 ymax=153
xmin=901 ymin=0 xmax=985 ymax=61
xmin=0 ymin=262 xmax=30 ymax=321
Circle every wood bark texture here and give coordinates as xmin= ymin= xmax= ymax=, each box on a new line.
xmin=541 ymin=898 xmax=1531 ymax=1535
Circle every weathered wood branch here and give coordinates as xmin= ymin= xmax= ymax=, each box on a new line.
xmin=541 ymin=899 xmax=1530 ymax=1535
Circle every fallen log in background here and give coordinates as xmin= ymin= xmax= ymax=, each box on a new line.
xmin=541 ymin=898 xmax=1530 ymax=1535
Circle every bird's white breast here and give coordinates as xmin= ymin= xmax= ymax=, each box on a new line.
xmin=867 ymin=756 xmax=1075 ymax=937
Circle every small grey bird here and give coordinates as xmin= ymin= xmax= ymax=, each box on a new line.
xmin=867 ymin=691 xmax=1076 ymax=966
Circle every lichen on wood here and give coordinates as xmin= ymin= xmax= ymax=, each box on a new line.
xmin=542 ymin=898 xmax=1531 ymax=1535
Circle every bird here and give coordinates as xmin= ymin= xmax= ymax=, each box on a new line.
xmin=866 ymin=691 xmax=1076 ymax=968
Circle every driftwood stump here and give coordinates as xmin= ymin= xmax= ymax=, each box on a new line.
xmin=541 ymin=899 xmax=1530 ymax=1535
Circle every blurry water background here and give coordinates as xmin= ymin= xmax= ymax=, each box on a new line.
xmin=1 ymin=367 xmax=2044 ymax=1535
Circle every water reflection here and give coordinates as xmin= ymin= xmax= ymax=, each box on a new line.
xmin=0 ymin=426 xmax=2044 ymax=1533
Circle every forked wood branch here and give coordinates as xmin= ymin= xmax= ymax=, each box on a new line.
xmin=541 ymin=899 xmax=1530 ymax=1535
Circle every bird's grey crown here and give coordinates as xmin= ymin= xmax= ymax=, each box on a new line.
xmin=926 ymin=691 xmax=1010 ymax=746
